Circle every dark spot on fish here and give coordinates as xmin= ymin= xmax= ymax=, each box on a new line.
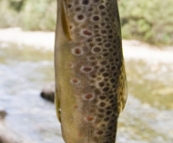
xmin=102 ymin=87 xmax=109 ymax=92
xmin=98 ymin=43 xmax=103 ymax=46
xmin=101 ymin=123 xmax=106 ymax=128
xmin=101 ymin=12 xmax=106 ymax=16
xmin=110 ymin=99 xmax=115 ymax=105
xmin=103 ymin=72 xmax=109 ymax=77
xmin=108 ymin=35 xmax=113 ymax=39
xmin=77 ymin=14 xmax=84 ymax=20
xmin=100 ymin=60 xmax=107 ymax=65
xmin=94 ymin=89 xmax=101 ymax=94
xmin=84 ymin=93 xmax=93 ymax=99
xmin=94 ymin=25 xmax=99 ymax=29
xmin=75 ymin=7 xmax=81 ymax=11
xmin=105 ymin=18 xmax=109 ymax=21
xmin=98 ymin=108 xmax=104 ymax=113
xmin=67 ymin=4 xmax=72 ymax=8
xmin=93 ymin=47 xmax=101 ymax=53
xmin=106 ymin=65 xmax=110 ymax=68
xmin=105 ymin=43 xmax=111 ymax=47
xmin=96 ymin=38 xmax=102 ymax=42
xmin=104 ymin=117 xmax=110 ymax=121
xmin=113 ymin=51 xmax=118 ymax=56
xmin=95 ymin=34 xmax=101 ymax=37
xmin=66 ymin=63 xmax=73 ymax=68
xmin=87 ymin=38 xmax=93 ymax=42
xmin=108 ymin=126 xmax=113 ymax=130
xmin=109 ymin=29 xmax=113 ymax=33
xmin=94 ymin=0 xmax=99 ymax=3
xmin=99 ymin=68 xmax=105 ymax=72
xmin=99 ymin=82 xmax=105 ymax=87
xmin=106 ymin=111 xmax=112 ymax=115
xmin=101 ymin=22 xmax=105 ymax=26
xmin=94 ymin=118 xmax=101 ymax=124
xmin=97 ymin=130 xmax=103 ymax=135
xmin=111 ymin=66 xmax=116 ymax=70
xmin=113 ymin=71 xmax=118 ymax=77
xmin=74 ymin=105 xmax=78 ymax=108
xmin=87 ymin=56 xmax=94 ymax=61
xmin=89 ymin=72 xmax=96 ymax=78
xmin=70 ymin=78 xmax=80 ymax=84
xmin=104 ymin=141 xmax=111 ymax=143
xmin=93 ymin=16 xmax=100 ymax=21
xmin=89 ymin=42 xmax=95 ymax=47
xmin=103 ymin=49 xmax=107 ymax=52
xmin=99 ymin=102 xmax=106 ymax=107
xmin=100 ymin=95 xmax=106 ymax=100
xmin=82 ymin=0 xmax=89 ymax=5
xmin=109 ymin=94 xmax=114 ymax=98
xmin=106 ymin=106 xmax=111 ymax=110
xmin=109 ymin=48 xmax=114 ymax=52
xmin=113 ymin=39 xmax=117 ymax=44
xmin=103 ymin=53 xmax=109 ymax=57
xmin=106 ymin=25 xmax=110 ymax=29
xmin=110 ymin=78 xmax=115 ymax=83
xmin=98 ymin=114 xmax=104 ymax=118
xmin=101 ymin=29 xmax=106 ymax=34
xmin=81 ymin=66 xmax=93 ymax=73
xmin=99 ymin=5 xmax=105 ymax=9
xmin=83 ymin=30 xmax=92 ymax=36
xmin=85 ymin=116 xmax=94 ymax=121
xmin=90 ymin=109 xmax=95 ymax=113
xmin=109 ymin=58 xmax=114 ymax=62
xmin=88 ymin=7 xmax=93 ymax=11
xmin=74 ymin=48 xmax=82 ymax=55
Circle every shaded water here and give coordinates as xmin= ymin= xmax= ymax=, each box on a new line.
xmin=0 ymin=42 xmax=172 ymax=143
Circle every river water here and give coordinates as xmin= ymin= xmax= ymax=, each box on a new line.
xmin=0 ymin=42 xmax=172 ymax=143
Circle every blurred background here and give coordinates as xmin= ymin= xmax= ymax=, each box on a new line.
xmin=1 ymin=0 xmax=173 ymax=45
xmin=0 ymin=0 xmax=173 ymax=143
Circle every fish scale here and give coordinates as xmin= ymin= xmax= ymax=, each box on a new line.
xmin=54 ymin=0 xmax=127 ymax=143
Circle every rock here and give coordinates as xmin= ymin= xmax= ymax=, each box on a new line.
xmin=40 ymin=83 xmax=55 ymax=103
xmin=0 ymin=110 xmax=7 ymax=121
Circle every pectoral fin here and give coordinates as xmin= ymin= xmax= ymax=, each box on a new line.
xmin=59 ymin=0 xmax=72 ymax=40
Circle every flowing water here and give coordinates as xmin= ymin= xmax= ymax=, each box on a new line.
xmin=0 ymin=42 xmax=172 ymax=143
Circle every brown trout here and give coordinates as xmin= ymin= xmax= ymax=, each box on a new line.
xmin=54 ymin=0 xmax=127 ymax=143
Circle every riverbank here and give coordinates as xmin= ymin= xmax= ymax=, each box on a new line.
xmin=0 ymin=27 xmax=173 ymax=63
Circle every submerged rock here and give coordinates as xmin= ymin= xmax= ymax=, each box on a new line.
xmin=40 ymin=83 xmax=55 ymax=103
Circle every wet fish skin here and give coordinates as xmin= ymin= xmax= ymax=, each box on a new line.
xmin=54 ymin=0 xmax=127 ymax=143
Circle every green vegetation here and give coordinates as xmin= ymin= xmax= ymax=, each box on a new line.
xmin=0 ymin=0 xmax=173 ymax=45
xmin=0 ymin=0 xmax=56 ymax=31
xmin=119 ymin=0 xmax=173 ymax=45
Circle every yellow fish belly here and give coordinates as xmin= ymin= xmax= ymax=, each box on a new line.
xmin=54 ymin=0 xmax=127 ymax=143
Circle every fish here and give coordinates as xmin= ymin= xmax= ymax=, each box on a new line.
xmin=54 ymin=0 xmax=127 ymax=143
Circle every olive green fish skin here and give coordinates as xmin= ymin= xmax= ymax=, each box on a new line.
xmin=55 ymin=0 xmax=127 ymax=143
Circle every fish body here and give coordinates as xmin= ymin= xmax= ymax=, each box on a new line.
xmin=54 ymin=0 xmax=127 ymax=143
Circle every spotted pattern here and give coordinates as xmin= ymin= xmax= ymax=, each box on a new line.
xmin=58 ymin=0 xmax=127 ymax=143
xmin=71 ymin=47 xmax=84 ymax=56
